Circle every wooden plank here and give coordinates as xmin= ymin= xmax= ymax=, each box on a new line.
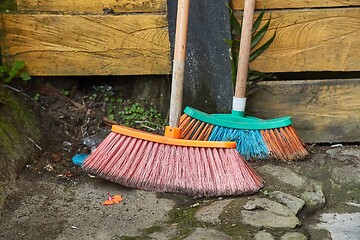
xmin=243 ymin=8 xmax=360 ymax=72
xmin=231 ymin=0 xmax=360 ymax=10
xmin=16 ymin=0 xmax=167 ymax=13
xmin=246 ymin=79 xmax=360 ymax=143
xmin=0 ymin=14 xmax=171 ymax=76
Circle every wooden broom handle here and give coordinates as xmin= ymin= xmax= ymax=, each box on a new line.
xmin=234 ymin=0 xmax=256 ymax=98
xmin=169 ymin=0 xmax=190 ymax=127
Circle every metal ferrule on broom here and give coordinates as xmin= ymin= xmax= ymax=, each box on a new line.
xmin=179 ymin=0 xmax=309 ymax=161
xmin=82 ymin=0 xmax=264 ymax=198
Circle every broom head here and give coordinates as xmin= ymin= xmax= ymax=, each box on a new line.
xmin=82 ymin=125 xmax=264 ymax=198
xmin=180 ymin=106 xmax=309 ymax=161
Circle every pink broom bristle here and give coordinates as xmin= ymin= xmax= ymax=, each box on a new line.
xmin=83 ymin=132 xmax=264 ymax=198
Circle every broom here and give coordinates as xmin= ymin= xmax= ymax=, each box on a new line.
xmin=179 ymin=0 xmax=308 ymax=161
xmin=82 ymin=0 xmax=264 ymax=198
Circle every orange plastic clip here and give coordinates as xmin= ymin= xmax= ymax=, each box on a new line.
xmin=111 ymin=125 xmax=236 ymax=148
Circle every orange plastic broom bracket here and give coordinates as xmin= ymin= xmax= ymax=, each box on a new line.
xmin=164 ymin=126 xmax=181 ymax=138
xmin=111 ymin=125 xmax=236 ymax=149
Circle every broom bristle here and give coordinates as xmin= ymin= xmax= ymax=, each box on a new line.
xmin=82 ymin=132 xmax=264 ymax=198
xmin=180 ymin=114 xmax=309 ymax=161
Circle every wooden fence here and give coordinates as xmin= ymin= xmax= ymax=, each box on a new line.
xmin=232 ymin=0 xmax=360 ymax=143
xmin=1 ymin=0 xmax=359 ymax=143
xmin=1 ymin=0 xmax=171 ymax=76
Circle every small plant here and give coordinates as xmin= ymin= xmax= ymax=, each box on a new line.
xmin=91 ymin=85 xmax=114 ymax=102
xmin=0 ymin=61 xmax=31 ymax=83
xmin=0 ymin=0 xmax=17 ymax=12
xmin=33 ymin=93 xmax=41 ymax=101
xmin=227 ymin=6 xmax=276 ymax=94
xmin=91 ymin=85 xmax=166 ymax=133
xmin=116 ymin=102 xmax=166 ymax=132
xmin=60 ymin=89 xmax=70 ymax=97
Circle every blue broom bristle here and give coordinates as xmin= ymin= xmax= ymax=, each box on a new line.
xmin=208 ymin=126 xmax=269 ymax=160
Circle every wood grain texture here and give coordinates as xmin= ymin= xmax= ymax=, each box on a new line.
xmin=246 ymin=79 xmax=360 ymax=143
xmin=16 ymin=0 xmax=167 ymax=13
xmin=231 ymin=0 xmax=360 ymax=10
xmin=244 ymin=8 xmax=360 ymax=72
xmin=0 ymin=14 xmax=171 ymax=76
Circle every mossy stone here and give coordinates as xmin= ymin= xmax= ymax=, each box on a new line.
xmin=0 ymin=85 xmax=43 ymax=188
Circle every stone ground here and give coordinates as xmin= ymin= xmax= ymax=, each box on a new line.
xmin=1 ymin=144 xmax=359 ymax=240
xmin=1 ymin=79 xmax=359 ymax=239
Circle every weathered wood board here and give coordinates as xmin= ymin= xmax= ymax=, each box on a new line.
xmin=0 ymin=14 xmax=171 ymax=76
xmin=231 ymin=0 xmax=360 ymax=10
xmin=242 ymin=8 xmax=360 ymax=73
xmin=16 ymin=0 xmax=167 ymax=13
xmin=246 ymin=79 xmax=360 ymax=143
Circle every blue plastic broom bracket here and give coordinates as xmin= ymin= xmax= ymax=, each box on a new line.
xmin=184 ymin=106 xmax=292 ymax=130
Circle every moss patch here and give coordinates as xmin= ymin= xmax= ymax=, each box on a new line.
xmin=218 ymin=197 xmax=261 ymax=238
xmin=0 ymin=121 xmax=20 ymax=154
xmin=0 ymin=88 xmax=40 ymax=154
xmin=0 ymin=184 xmax=7 ymax=209
xmin=167 ymin=206 xmax=200 ymax=239
xmin=0 ymin=86 xmax=43 ymax=183
xmin=117 ymin=236 xmax=150 ymax=240
xmin=3 ymin=90 xmax=40 ymax=139
xmin=142 ymin=225 xmax=163 ymax=235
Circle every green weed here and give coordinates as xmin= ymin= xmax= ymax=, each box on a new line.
xmin=92 ymin=85 xmax=166 ymax=133
xmin=0 ymin=61 xmax=31 ymax=83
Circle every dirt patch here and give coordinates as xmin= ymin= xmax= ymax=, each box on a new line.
xmin=0 ymin=78 xmax=173 ymax=240
xmin=0 ymin=168 xmax=176 ymax=240
xmin=16 ymin=78 xmax=165 ymax=177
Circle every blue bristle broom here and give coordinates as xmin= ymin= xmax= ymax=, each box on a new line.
xmin=179 ymin=0 xmax=308 ymax=161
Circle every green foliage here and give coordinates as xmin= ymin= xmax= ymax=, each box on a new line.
xmin=0 ymin=0 xmax=16 ymax=12
xmin=0 ymin=61 xmax=31 ymax=83
xmin=227 ymin=6 xmax=276 ymax=90
xmin=60 ymin=89 xmax=70 ymax=96
xmin=92 ymin=85 xmax=165 ymax=133
xmin=33 ymin=93 xmax=41 ymax=101
xmin=116 ymin=103 xmax=165 ymax=131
